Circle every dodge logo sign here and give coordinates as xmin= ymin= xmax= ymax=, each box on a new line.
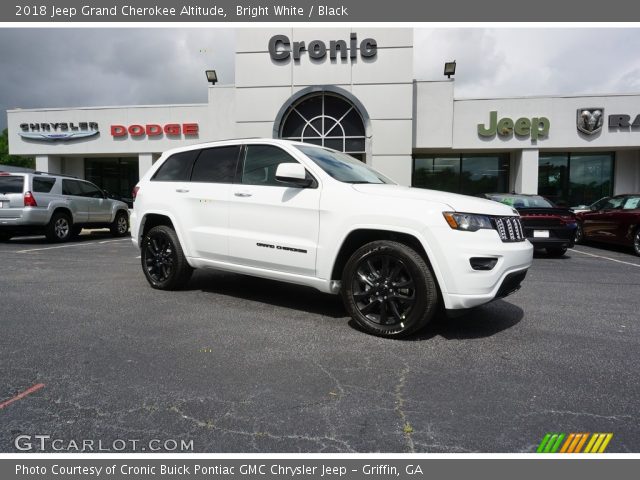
xmin=577 ymin=108 xmax=604 ymax=135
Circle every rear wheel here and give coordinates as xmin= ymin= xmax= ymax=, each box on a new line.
xmin=110 ymin=210 xmax=129 ymax=237
xmin=546 ymin=247 xmax=567 ymax=257
xmin=141 ymin=225 xmax=192 ymax=290
xmin=45 ymin=212 xmax=73 ymax=243
xmin=633 ymin=228 xmax=640 ymax=257
xmin=341 ymin=240 xmax=438 ymax=338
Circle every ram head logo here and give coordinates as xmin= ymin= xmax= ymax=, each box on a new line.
xmin=577 ymin=108 xmax=604 ymax=135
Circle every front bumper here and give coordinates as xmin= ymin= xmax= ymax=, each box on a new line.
xmin=424 ymin=225 xmax=533 ymax=310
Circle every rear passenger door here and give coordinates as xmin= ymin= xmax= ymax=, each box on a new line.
xmin=178 ymin=145 xmax=240 ymax=261
xmin=227 ymin=144 xmax=320 ymax=276
xmin=61 ymin=179 xmax=90 ymax=223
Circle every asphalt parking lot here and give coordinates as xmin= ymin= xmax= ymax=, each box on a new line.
xmin=1 ymin=233 xmax=639 ymax=453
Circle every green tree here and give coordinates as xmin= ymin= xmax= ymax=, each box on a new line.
xmin=0 ymin=128 xmax=35 ymax=169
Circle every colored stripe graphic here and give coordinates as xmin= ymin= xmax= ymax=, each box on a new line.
xmin=537 ymin=433 xmax=612 ymax=453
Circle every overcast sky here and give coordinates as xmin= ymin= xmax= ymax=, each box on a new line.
xmin=2 ymin=28 xmax=640 ymax=131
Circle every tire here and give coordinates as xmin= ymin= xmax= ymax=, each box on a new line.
xmin=633 ymin=228 xmax=640 ymax=257
xmin=341 ymin=240 xmax=438 ymax=338
xmin=45 ymin=212 xmax=73 ymax=243
xmin=0 ymin=232 xmax=11 ymax=242
xmin=140 ymin=225 xmax=193 ymax=290
xmin=546 ymin=247 xmax=567 ymax=257
xmin=110 ymin=210 xmax=129 ymax=237
xmin=575 ymin=222 xmax=584 ymax=244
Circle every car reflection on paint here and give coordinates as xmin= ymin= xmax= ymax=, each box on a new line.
xmin=575 ymin=194 xmax=640 ymax=257
xmin=482 ymin=193 xmax=577 ymax=257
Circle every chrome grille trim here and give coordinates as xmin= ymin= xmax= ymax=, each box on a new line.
xmin=492 ymin=216 xmax=525 ymax=242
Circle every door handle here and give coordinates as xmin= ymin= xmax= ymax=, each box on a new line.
xmin=175 ymin=188 xmax=190 ymax=193
xmin=234 ymin=192 xmax=252 ymax=197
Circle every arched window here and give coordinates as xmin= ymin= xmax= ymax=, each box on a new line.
xmin=278 ymin=92 xmax=366 ymax=161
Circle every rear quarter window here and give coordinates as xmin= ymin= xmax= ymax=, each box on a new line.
xmin=152 ymin=150 xmax=198 ymax=182
xmin=33 ymin=177 xmax=56 ymax=193
xmin=0 ymin=176 xmax=24 ymax=193
xmin=191 ymin=146 xmax=240 ymax=183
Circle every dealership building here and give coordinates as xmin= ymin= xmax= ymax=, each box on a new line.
xmin=6 ymin=28 xmax=640 ymax=206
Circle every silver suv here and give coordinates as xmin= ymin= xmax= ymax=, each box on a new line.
xmin=0 ymin=171 xmax=130 ymax=242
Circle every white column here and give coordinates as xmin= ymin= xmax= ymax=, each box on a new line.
xmin=138 ymin=153 xmax=154 ymax=180
xmin=35 ymin=155 xmax=61 ymax=174
xmin=512 ymin=149 xmax=539 ymax=194
xmin=614 ymin=150 xmax=640 ymax=195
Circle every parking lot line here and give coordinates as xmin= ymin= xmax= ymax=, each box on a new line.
xmin=0 ymin=383 xmax=45 ymax=410
xmin=14 ymin=238 xmax=130 ymax=254
xmin=573 ymin=248 xmax=640 ymax=268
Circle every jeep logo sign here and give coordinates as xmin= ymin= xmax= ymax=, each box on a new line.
xmin=478 ymin=111 xmax=550 ymax=141
xmin=268 ymin=33 xmax=377 ymax=61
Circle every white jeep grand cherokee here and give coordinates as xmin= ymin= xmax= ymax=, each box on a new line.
xmin=131 ymin=139 xmax=532 ymax=337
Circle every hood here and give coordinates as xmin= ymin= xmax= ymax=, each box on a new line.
xmin=352 ymin=184 xmax=518 ymax=216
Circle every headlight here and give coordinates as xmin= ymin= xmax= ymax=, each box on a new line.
xmin=443 ymin=212 xmax=493 ymax=232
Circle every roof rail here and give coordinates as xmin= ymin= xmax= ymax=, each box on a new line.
xmin=33 ymin=171 xmax=79 ymax=179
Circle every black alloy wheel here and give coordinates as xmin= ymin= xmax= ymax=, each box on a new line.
xmin=141 ymin=225 xmax=192 ymax=290
xmin=342 ymin=240 xmax=438 ymax=338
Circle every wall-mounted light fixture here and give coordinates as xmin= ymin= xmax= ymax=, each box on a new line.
xmin=205 ymin=70 xmax=218 ymax=85
xmin=444 ymin=61 xmax=456 ymax=79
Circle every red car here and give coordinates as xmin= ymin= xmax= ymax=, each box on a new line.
xmin=483 ymin=193 xmax=577 ymax=257
xmin=575 ymin=194 xmax=640 ymax=256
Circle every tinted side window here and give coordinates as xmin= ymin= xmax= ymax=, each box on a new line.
xmin=191 ymin=146 xmax=240 ymax=183
xmin=242 ymin=145 xmax=297 ymax=186
xmin=33 ymin=177 xmax=56 ymax=193
xmin=623 ymin=196 xmax=640 ymax=210
xmin=62 ymin=179 xmax=83 ymax=196
xmin=152 ymin=150 xmax=197 ymax=182
xmin=78 ymin=181 xmax=103 ymax=198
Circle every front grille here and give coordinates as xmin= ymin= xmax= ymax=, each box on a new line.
xmin=493 ymin=216 xmax=525 ymax=242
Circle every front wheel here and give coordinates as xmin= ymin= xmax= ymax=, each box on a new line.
xmin=633 ymin=228 xmax=640 ymax=257
xmin=110 ymin=211 xmax=129 ymax=237
xmin=140 ymin=225 xmax=192 ymax=290
xmin=341 ymin=240 xmax=438 ymax=338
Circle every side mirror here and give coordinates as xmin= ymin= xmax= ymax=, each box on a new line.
xmin=275 ymin=163 xmax=312 ymax=188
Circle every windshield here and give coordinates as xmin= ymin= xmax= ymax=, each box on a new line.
xmin=296 ymin=145 xmax=394 ymax=184
xmin=488 ymin=194 xmax=555 ymax=208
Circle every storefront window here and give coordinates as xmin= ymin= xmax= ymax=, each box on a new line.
xmin=85 ymin=158 xmax=138 ymax=205
xmin=538 ymin=153 xmax=613 ymax=206
xmin=413 ymin=154 xmax=509 ymax=196
xmin=279 ymin=92 xmax=366 ymax=162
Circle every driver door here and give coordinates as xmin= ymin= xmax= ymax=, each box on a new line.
xmin=227 ymin=144 xmax=320 ymax=277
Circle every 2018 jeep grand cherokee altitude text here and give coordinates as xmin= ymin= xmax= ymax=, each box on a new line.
xmin=131 ymin=139 xmax=533 ymax=337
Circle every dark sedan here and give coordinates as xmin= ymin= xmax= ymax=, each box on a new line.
xmin=483 ymin=193 xmax=577 ymax=257
xmin=575 ymin=194 xmax=640 ymax=256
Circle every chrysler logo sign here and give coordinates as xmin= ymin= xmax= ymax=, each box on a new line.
xmin=577 ymin=108 xmax=604 ymax=135
xmin=19 ymin=122 xmax=99 ymax=141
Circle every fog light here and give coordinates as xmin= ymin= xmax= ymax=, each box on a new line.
xmin=470 ymin=257 xmax=498 ymax=271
